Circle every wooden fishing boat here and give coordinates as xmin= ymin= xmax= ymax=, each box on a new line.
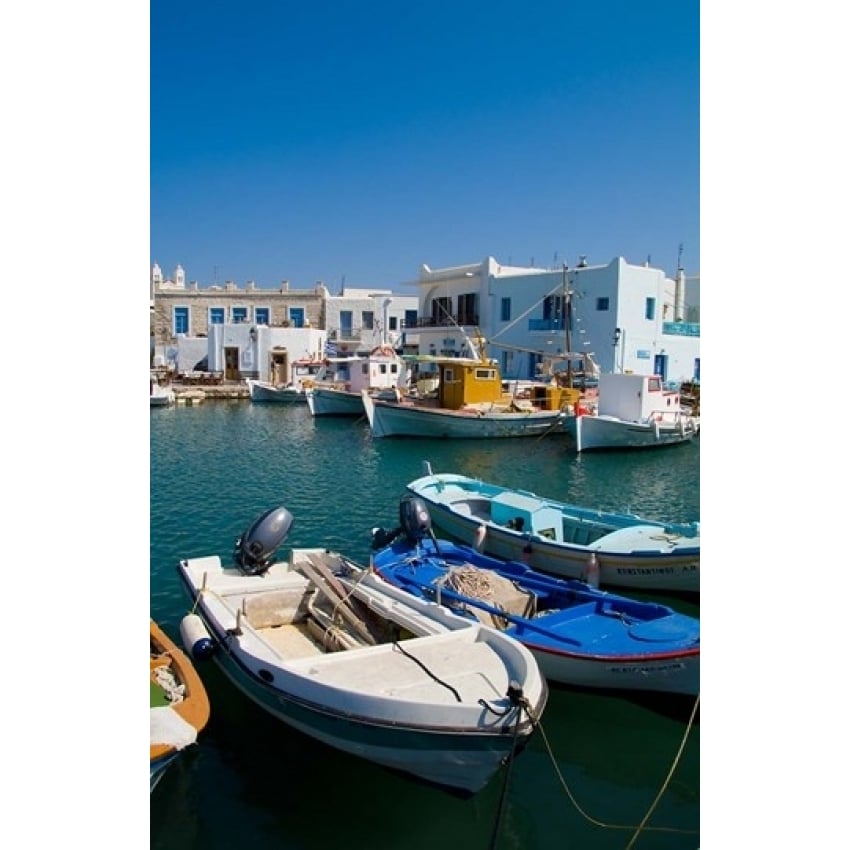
xmin=176 ymin=505 xmax=548 ymax=797
xmin=361 ymin=353 xmax=574 ymax=439
xmin=405 ymin=463 xmax=699 ymax=593
xmin=306 ymin=345 xmax=406 ymax=417
xmin=150 ymin=618 xmax=211 ymax=792
xmin=370 ymin=497 xmax=699 ymax=695
xmin=245 ymin=379 xmax=308 ymax=404
xmin=246 ymin=357 xmax=325 ymax=403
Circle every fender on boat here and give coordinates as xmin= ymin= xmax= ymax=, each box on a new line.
xmin=180 ymin=613 xmax=216 ymax=661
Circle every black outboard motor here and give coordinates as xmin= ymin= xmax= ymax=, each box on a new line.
xmin=399 ymin=495 xmax=432 ymax=542
xmin=400 ymin=494 xmax=441 ymax=554
xmin=371 ymin=495 xmax=440 ymax=554
xmin=233 ymin=505 xmax=294 ymax=575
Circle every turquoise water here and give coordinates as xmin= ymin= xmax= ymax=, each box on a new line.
xmin=150 ymin=402 xmax=700 ymax=849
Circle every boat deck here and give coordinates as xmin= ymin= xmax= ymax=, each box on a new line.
xmin=285 ymin=635 xmax=508 ymax=702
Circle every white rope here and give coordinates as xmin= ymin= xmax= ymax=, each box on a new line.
xmin=152 ymin=662 xmax=186 ymax=704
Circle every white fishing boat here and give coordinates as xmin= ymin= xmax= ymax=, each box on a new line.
xmin=246 ymin=357 xmax=325 ymax=403
xmin=564 ymin=373 xmax=698 ymax=452
xmin=306 ymin=345 xmax=406 ymax=417
xmin=176 ymin=505 xmax=548 ymax=796
xmin=150 ymin=375 xmax=175 ymax=407
xmin=361 ymin=352 xmax=574 ymax=439
xmin=405 ymin=463 xmax=700 ymax=593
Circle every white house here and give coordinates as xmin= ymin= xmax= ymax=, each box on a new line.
xmin=174 ymin=324 xmax=327 ymax=383
xmin=412 ymin=256 xmax=700 ymax=385
xmin=323 ymin=287 xmax=419 ymax=355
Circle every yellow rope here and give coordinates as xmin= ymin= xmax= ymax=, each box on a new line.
xmin=625 ymin=693 xmax=700 ymax=848
xmin=535 ymin=692 xmax=700 ymax=840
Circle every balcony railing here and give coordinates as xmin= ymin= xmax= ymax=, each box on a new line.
xmin=414 ymin=315 xmax=478 ymax=328
xmin=662 ymin=321 xmax=700 ymax=337
xmin=528 ymin=318 xmax=567 ymax=331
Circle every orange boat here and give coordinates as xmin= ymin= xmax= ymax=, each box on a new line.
xmin=150 ymin=618 xmax=210 ymax=792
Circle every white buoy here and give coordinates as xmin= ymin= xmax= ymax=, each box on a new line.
xmin=473 ymin=523 xmax=487 ymax=552
xmin=180 ymin=614 xmax=216 ymax=661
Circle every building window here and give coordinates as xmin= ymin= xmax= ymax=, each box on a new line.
xmin=432 ymin=296 xmax=452 ymax=324
xmin=255 ymin=307 xmax=270 ymax=325
xmin=340 ymin=310 xmax=353 ymax=335
xmin=596 ymin=297 xmax=610 ymax=311
xmin=403 ymin=309 xmax=417 ymax=328
xmin=209 ymin=307 xmax=225 ymax=325
xmin=232 ymin=307 xmax=248 ymax=323
xmin=289 ymin=307 xmax=305 ymax=328
xmin=362 ymin=311 xmax=374 ymax=330
xmin=543 ymin=295 xmax=566 ymax=323
xmin=645 ymin=298 xmax=656 ymax=321
xmin=174 ymin=306 xmax=189 ymax=335
xmin=457 ymin=293 xmax=476 ymax=325
xmin=500 ymin=297 xmax=511 ymax=322
xmin=388 ymin=316 xmax=398 ymax=331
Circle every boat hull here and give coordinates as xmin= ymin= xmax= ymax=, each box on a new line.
xmin=176 ymin=551 xmax=546 ymax=796
xmin=150 ymin=619 xmax=211 ymax=793
xmin=406 ymin=472 xmax=699 ymax=593
xmin=531 ymin=647 xmax=698 ymax=695
xmin=371 ymin=538 xmax=699 ymax=695
xmin=568 ymin=413 xmax=697 ymax=452
xmin=306 ymin=387 xmax=365 ymax=417
xmin=200 ymin=632 xmax=532 ymax=794
xmin=247 ymin=380 xmax=307 ymax=404
xmin=363 ymin=393 xmax=564 ymax=439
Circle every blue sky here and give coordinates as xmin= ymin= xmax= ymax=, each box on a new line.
xmin=151 ymin=0 xmax=699 ymax=289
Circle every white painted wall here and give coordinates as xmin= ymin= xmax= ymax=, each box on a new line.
xmin=415 ymin=256 xmax=700 ymax=385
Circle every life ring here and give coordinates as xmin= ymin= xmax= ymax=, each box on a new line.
xmin=370 ymin=345 xmax=395 ymax=357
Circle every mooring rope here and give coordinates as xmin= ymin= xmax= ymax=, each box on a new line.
xmin=529 ymin=693 xmax=700 ymax=843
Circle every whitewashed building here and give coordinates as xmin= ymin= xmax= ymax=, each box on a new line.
xmin=412 ymin=256 xmax=700 ymax=385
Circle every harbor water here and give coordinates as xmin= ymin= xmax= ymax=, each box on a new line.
xmin=150 ymin=401 xmax=700 ymax=849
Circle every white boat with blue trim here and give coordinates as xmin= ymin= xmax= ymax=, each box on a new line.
xmin=176 ymin=505 xmax=548 ymax=796
xmin=406 ymin=464 xmax=699 ymax=593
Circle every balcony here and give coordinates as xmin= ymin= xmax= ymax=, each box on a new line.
xmin=528 ymin=318 xmax=567 ymax=331
xmin=415 ymin=314 xmax=479 ymax=328
xmin=662 ymin=321 xmax=700 ymax=338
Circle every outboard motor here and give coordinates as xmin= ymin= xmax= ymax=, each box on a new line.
xmin=399 ymin=495 xmax=432 ymax=542
xmin=233 ymin=505 xmax=294 ymax=575
xmin=370 ymin=495 xmax=440 ymax=554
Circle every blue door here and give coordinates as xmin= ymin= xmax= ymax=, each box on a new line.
xmin=653 ymin=354 xmax=668 ymax=381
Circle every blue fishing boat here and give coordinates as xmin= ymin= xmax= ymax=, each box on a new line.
xmin=370 ymin=496 xmax=700 ymax=696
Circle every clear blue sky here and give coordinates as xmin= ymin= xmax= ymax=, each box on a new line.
xmin=151 ymin=0 xmax=699 ymax=290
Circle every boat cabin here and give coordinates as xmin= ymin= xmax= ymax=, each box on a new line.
xmin=490 ymin=491 xmax=564 ymax=543
xmin=435 ymin=358 xmax=576 ymax=411
xmin=347 ymin=346 xmax=405 ymax=394
xmin=437 ymin=359 xmax=503 ymax=409
xmin=597 ymin=373 xmax=683 ymax=422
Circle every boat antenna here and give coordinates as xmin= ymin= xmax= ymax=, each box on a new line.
xmin=563 ymin=264 xmax=573 ymax=388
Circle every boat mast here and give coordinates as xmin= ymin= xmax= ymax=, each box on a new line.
xmin=563 ymin=264 xmax=573 ymax=388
